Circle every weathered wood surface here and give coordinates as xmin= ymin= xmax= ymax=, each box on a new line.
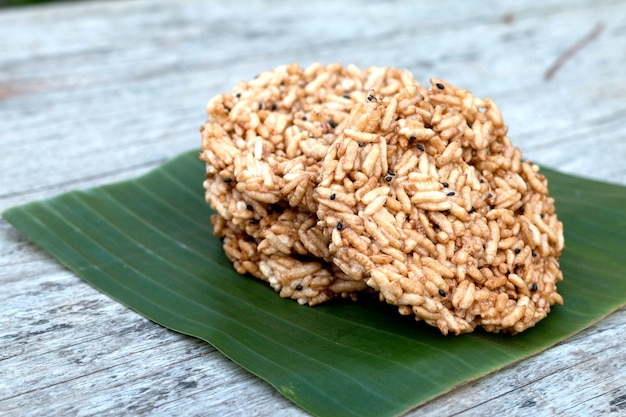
xmin=1 ymin=0 xmax=625 ymax=415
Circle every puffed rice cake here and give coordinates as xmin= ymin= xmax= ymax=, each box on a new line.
xmin=200 ymin=63 xmax=419 ymax=305
xmin=200 ymin=63 xmax=565 ymax=334
xmin=316 ymin=80 xmax=564 ymax=334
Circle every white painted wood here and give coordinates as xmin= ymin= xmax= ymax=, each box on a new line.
xmin=1 ymin=0 xmax=625 ymax=415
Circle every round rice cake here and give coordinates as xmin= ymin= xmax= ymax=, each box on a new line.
xmin=200 ymin=63 xmax=419 ymax=303
xmin=200 ymin=62 xmax=419 ymax=217
xmin=316 ymin=80 xmax=565 ymax=334
xmin=212 ymin=213 xmax=368 ymax=305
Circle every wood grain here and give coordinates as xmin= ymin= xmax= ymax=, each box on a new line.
xmin=1 ymin=0 xmax=625 ymax=415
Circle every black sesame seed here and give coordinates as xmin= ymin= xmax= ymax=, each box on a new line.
xmin=296 ymin=284 xmax=303 ymax=291
xmin=336 ymin=221 xmax=343 ymax=231
xmin=480 ymin=178 xmax=485 ymax=184
xmin=223 ymin=177 xmax=232 ymax=183
xmin=409 ymin=135 xmax=417 ymax=142
xmin=417 ymin=143 xmax=425 ymax=151
xmin=385 ymin=176 xmax=393 ymax=182
xmin=330 ymin=193 xmax=336 ymax=200
xmin=367 ymin=94 xmax=376 ymax=101
xmin=271 ymin=103 xmax=277 ymax=111
xmin=258 ymin=103 xmax=263 ymax=110
xmin=540 ymin=213 xmax=545 ymax=219
xmin=531 ymin=283 xmax=538 ymax=291
xmin=302 ymin=115 xmax=307 ymax=121
xmin=519 ymin=205 xmax=525 ymax=214
xmin=246 ymin=205 xmax=253 ymax=211
xmin=447 ymin=191 xmax=455 ymax=196
xmin=532 ymin=252 xmax=537 ymax=257
xmin=436 ymin=82 xmax=445 ymax=90
xmin=438 ymin=289 xmax=446 ymax=297
xmin=469 ymin=206 xmax=476 ymax=214
xmin=487 ymin=193 xmax=493 ymax=199
xmin=249 ymin=218 xmax=259 ymax=224
xmin=388 ymin=169 xmax=396 ymax=176
xmin=235 ymin=93 xmax=241 ymax=98
xmin=514 ymin=248 xmax=521 ymax=254
xmin=441 ymin=182 xmax=449 ymax=188
xmin=343 ymin=94 xmax=351 ymax=99
xmin=271 ymin=203 xmax=285 ymax=213
xmin=329 ymin=119 xmax=337 ymax=129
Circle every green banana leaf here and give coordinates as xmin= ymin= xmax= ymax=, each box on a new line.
xmin=3 ymin=149 xmax=626 ymax=417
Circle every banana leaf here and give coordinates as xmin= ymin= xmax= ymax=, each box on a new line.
xmin=3 ymin=149 xmax=626 ymax=417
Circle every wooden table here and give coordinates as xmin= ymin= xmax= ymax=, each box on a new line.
xmin=2 ymin=1 xmax=625 ymax=415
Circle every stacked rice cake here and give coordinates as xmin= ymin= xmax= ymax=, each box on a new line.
xmin=200 ymin=63 xmax=564 ymax=335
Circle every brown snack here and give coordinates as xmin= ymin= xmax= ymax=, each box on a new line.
xmin=212 ymin=214 xmax=367 ymax=306
xmin=316 ymin=81 xmax=565 ymax=334
xmin=200 ymin=63 xmax=565 ymax=334
xmin=200 ymin=63 xmax=418 ymax=304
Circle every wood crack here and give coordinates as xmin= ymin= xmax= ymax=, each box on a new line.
xmin=545 ymin=22 xmax=605 ymax=80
